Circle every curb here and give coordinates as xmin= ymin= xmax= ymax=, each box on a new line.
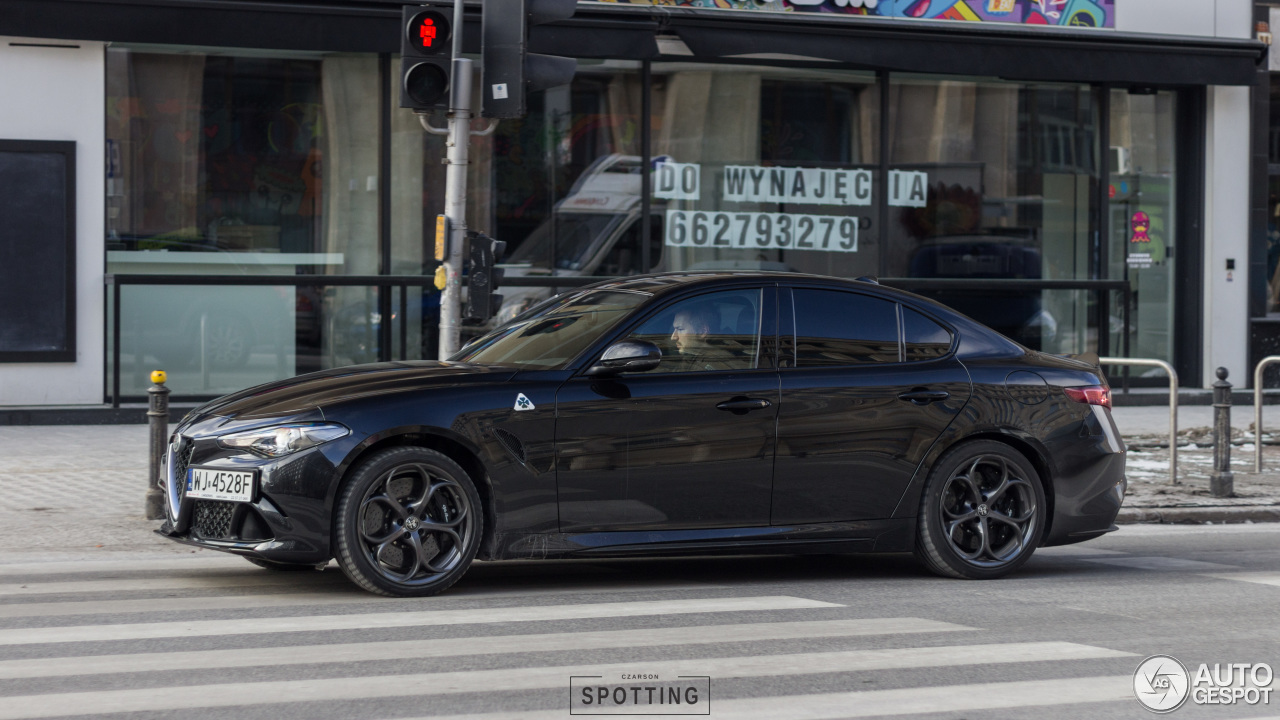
xmin=1117 ymin=506 xmax=1280 ymax=524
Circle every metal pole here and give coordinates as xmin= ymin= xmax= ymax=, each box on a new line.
xmin=436 ymin=22 xmax=473 ymax=360
xmin=145 ymin=370 xmax=169 ymax=520
xmin=1211 ymin=366 xmax=1234 ymax=497
xmin=1253 ymin=355 xmax=1280 ymax=472
xmin=1100 ymin=356 xmax=1178 ymax=484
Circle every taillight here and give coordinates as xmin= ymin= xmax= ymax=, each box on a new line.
xmin=1064 ymin=385 xmax=1111 ymax=409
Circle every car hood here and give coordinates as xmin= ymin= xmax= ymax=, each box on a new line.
xmin=182 ymin=361 xmax=517 ymax=425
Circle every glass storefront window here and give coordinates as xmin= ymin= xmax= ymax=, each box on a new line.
xmin=106 ymin=47 xmax=380 ymax=396
xmin=413 ymin=61 xmax=648 ymax=332
xmin=888 ymin=75 xmax=1100 ymax=353
xmin=650 ymin=64 xmax=881 ymax=279
xmin=1108 ymin=89 xmax=1177 ymax=366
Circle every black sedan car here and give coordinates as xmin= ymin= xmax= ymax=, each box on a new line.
xmin=158 ymin=272 xmax=1126 ymax=597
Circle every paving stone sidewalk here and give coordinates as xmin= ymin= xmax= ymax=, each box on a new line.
xmin=1 ymin=410 xmax=1278 ymax=556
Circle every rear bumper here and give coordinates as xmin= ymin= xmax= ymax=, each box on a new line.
xmin=1041 ymin=407 xmax=1127 ymax=547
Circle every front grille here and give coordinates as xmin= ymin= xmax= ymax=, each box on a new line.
xmin=193 ymin=500 xmax=236 ymax=539
xmin=173 ymin=439 xmax=194 ymax=502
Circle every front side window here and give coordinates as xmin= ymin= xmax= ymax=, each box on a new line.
xmin=624 ymin=290 xmax=763 ymax=373
xmin=793 ymin=288 xmax=899 ymax=366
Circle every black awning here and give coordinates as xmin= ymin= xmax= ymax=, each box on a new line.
xmin=664 ymin=9 xmax=1265 ymax=87
xmin=0 ymin=0 xmax=1260 ymax=84
xmin=0 ymin=0 xmax=659 ymax=59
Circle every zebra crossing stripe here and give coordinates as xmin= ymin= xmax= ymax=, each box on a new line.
xmin=0 ymin=573 xmax=351 ymax=596
xmin=0 ymin=618 xmax=972 ymax=680
xmin=0 ymin=581 xmax=722 ymax=619
xmin=1202 ymin=572 xmax=1280 ymax=588
xmin=396 ymin=675 xmax=1135 ymax=720
xmin=0 ymin=555 xmax=250 ymax=576
xmin=0 ymin=596 xmax=840 ymax=646
xmin=0 ymin=643 xmax=1133 ymax=719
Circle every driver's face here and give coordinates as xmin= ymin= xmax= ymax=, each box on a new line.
xmin=671 ymin=312 xmax=704 ymax=353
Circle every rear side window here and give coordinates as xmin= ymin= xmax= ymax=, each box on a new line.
xmin=903 ymin=308 xmax=953 ymax=361
xmin=793 ymin=289 xmax=899 ymax=366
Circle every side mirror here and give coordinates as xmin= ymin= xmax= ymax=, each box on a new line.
xmin=584 ymin=340 xmax=662 ymax=377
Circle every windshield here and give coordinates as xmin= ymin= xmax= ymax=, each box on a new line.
xmin=505 ymin=212 xmax=625 ymax=271
xmin=451 ymin=290 xmax=650 ymax=369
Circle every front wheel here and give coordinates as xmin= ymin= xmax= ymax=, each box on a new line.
xmin=915 ymin=440 xmax=1045 ymax=580
xmin=334 ymin=447 xmax=483 ymax=597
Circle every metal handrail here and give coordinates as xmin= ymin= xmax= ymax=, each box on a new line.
xmin=1253 ymin=355 xmax=1280 ymax=472
xmin=1099 ymin=357 xmax=1178 ymax=484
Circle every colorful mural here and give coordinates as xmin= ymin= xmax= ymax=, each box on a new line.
xmin=594 ymin=0 xmax=1114 ymax=28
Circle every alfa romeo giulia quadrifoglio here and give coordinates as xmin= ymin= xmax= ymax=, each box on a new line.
xmin=158 ymin=272 xmax=1126 ymax=596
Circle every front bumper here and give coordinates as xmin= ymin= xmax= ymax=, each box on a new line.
xmin=157 ymin=430 xmax=346 ymax=564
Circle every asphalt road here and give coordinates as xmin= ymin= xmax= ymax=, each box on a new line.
xmin=0 ymin=524 xmax=1277 ymax=720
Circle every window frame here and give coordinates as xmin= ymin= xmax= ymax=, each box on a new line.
xmin=781 ymin=284 xmax=958 ymax=370
xmin=585 ymin=284 xmax=778 ymax=377
xmin=0 ymin=139 xmax=76 ymax=364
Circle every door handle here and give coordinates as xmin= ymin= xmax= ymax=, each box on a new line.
xmin=716 ymin=397 xmax=773 ymax=414
xmin=898 ymin=389 xmax=949 ymax=405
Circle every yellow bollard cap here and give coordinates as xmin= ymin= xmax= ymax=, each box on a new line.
xmin=151 ymin=370 xmax=167 ymax=385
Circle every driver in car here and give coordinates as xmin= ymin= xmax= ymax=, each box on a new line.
xmin=669 ymin=304 xmax=737 ymax=372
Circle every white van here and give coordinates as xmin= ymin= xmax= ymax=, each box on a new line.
xmin=493 ymin=154 xmax=666 ymax=325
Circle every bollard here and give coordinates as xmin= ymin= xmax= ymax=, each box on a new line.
xmin=1211 ymin=366 xmax=1234 ymax=498
xmin=145 ymin=370 xmax=169 ymax=520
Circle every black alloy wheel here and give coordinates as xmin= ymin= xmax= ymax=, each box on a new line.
xmin=335 ymin=447 xmax=482 ymax=597
xmin=915 ymin=440 xmax=1045 ymax=579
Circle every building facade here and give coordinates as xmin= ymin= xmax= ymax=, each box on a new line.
xmin=0 ymin=0 xmax=1265 ymax=406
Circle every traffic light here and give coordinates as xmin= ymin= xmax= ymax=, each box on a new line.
xmin=400 ymin=6 xmax=452 ymax=110
xmin=466 ymin=232 xmax=507 ymax=321
xmin=481 ymin=0 xmax=578 ymax=119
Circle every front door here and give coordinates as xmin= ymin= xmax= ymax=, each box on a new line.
xmin=556 ymin=288 xmax=778 ymax=533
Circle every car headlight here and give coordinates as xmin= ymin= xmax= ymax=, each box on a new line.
xmin=217 ymin=423 xmax=350 ymax=458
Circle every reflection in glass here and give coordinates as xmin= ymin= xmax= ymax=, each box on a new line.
xmin=454 ymin=290 xmax=650 ymax=369
xmin=887 ymin=76 xmax=1100 ymax=352
xmin=1108 ymin=89 xmax=1177 ymax=368
xmin=651 ymin=65 xmax=880 ymax=279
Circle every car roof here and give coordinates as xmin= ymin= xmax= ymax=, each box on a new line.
xmin=587 ymin=271 xmax=882 ymax=297
xmin=583 ymin=271 xmax=1026 ymax=359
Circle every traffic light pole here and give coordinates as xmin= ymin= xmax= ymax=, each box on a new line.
xmin=437 ymin=0 xmax=471 ymax=359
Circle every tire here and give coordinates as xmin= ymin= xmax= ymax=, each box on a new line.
xmin=334 ymin=447 xmax=483 ymax=597
xmin=914 ymin=440 xmax=1045 ymax=580
xmin=244 ymin=557 xmax=325 ymax=571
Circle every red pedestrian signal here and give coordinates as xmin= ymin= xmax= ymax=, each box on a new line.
xmin=400 ymin=6 xmax=453 ymax=111
xmin=405 ymin=9 xmax=450 ymax=54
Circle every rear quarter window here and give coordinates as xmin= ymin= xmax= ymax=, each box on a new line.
xmin=903 ymin=307 xmax=953 ymax=361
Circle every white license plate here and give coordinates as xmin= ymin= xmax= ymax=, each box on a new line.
xmin=187 ymin=467 xmax=256 ymax=502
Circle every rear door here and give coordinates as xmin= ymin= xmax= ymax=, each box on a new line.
xmin=772 ymin=286 xmax=971 ymax=525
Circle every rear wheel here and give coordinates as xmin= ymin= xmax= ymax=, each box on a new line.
xmin=334 ymin=447 xmax=482 ymax=597
xmin=915 ymin=440 xmax=1045 ymax=580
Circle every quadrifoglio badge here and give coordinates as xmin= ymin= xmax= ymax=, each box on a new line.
xmin=570 ymin=674 xmax=710 ymax=715
xmin=1134 ymin=655 xmax=1274 ymax=713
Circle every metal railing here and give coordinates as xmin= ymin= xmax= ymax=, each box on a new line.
xmin=105 ymin=274 xmax=438 ymax=408
xmin=1254 ymin=355 xmax=1280 ymax=472
xmin=1099 ymin=357 xmax=1178 ymax=484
